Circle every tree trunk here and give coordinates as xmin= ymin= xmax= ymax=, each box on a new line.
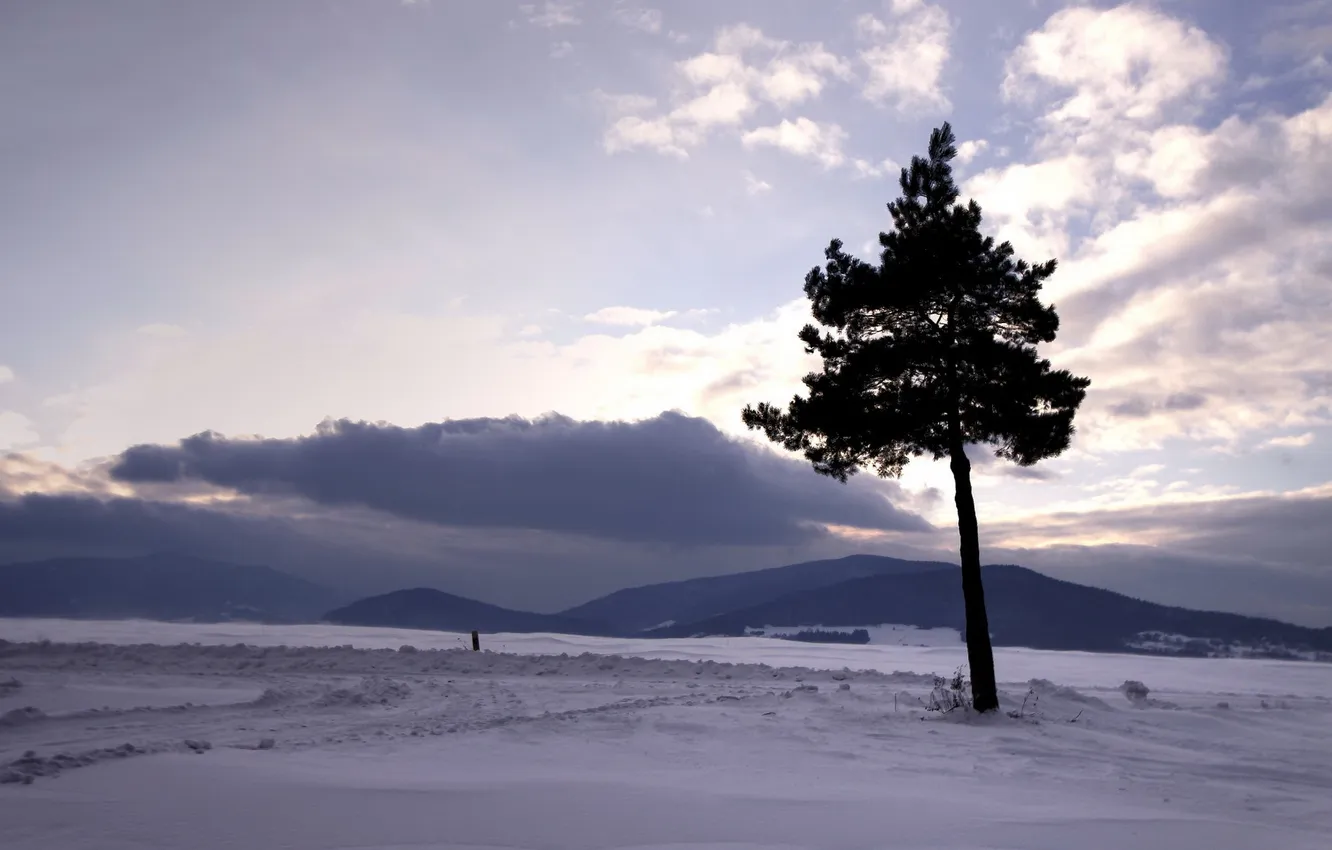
xmin=949 ymin=444 xmax=999 ymax=713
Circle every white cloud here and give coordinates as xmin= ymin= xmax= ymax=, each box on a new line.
xmin=669 ymin=80 xmax=755 ymax=128
xmin=1002 ymin=4 xmax=1226 ymax=133
xmin=713 ymin=23 xmax=778 ymax=55
xmin=557 ymin=298 xmax=819 ymax=428
xmin=742 ymin=117 xmax=847 ymax=168
xmin=856 ymin=2 xmax=952 ymax=112
xmin=851 ymin=157 xmax=902 ymax=179
xmin=518 ymin=324 xmax=544 ymax=338
xmin=602 ymin=24 xmax=852 ymax=158
xmin=35 ymin=297 xmax=824 ymax=465
xmin=520 ymin=1 xmax=580 ymax=28
xmin=954 ymin=5 xmax=1332 ymax=459
xmin=679 ymin=52 xmax=748 ymax=87
xmin=604 ymin=115 xmax=690 ymax=158
xmin=743 ymin=170 xmax=772 ymax=195
xmin=965 ymin=153 xmax=1098 ymax=259
xmin=0 ymin=365 xmax=13 ymax=384
xmin=955 ymin=138 xmax=988 ymax=164
xmin=756 ymin=43 xmax=852 ymax=107
xmin=1263 ymin=432 xmax=1316 ymax=449
xmin=584 ymin=306 xmax=677 ymax=326
xmin=611 ymin=5 xmax=662 ymax=34
xmin=550 ymin=40 xmax=574 ymax=59
xmin=0 ymin=411 xmax=39 ymax=451
xmin=1020 ymin=130 xmax=1330 ymax=451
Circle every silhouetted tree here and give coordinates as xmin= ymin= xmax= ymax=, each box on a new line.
xmin=742 ymin=123 xmax=1089 ymax=713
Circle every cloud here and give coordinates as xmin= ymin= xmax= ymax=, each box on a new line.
xmin=604 ymin=116 xmax=691 ymax=158
xmin=1002 ymin=4 xmax=1226 ymax=133
xmin=743 ymin=170 xmax=772 ymax=195
xmin=0 ymin=487 xmax=512 ymax=603
xmin=611 ymin=4 xmax=662 ymax=34
xmin=1238 ymin=53 xmax=1332 ymax=95
xmin=0 ymin=479 xmax=893 ymax=613
xmin=603 ymin=24 xmax=851 ymax=158
xmin=8 ymin=471 xmax=1330 ymax=624
xmin=856 ymin=1 xmax=953 ymax=112
xmin=550 ymin=40 xmax=574 ymax=59
xmin=1107 ymin=392 xmax=1208 ymax=420
xmin=964 ymin=152 xmax=1098 ymax=259
xmin=0 ymin=491 xmax=299 ymax=554
xmin=959 ymin=4 xmax=1332 ymax=455
xmin=0 ymin=412 xmax=40 ymax=451
xmin=521 ymin=1 xmax=580 ymax=28
xmin=742 ymin=118 xmax=847 ymax=168
xmin=27 ymin=290 xmax=828 ymax=468
xmin=1163 ymin=392 xmax=1208 ymax=412
xmin=1263 ymin=432 xmax=1316 ymax=449
xmin=107 ymin=412 xmax=931 ymax=546
xmin=754 ymin=43 xmax=851 ymax=107
xmin=0 ymin=366 xmax=12 ymax=384
xmin=1258 ymin=0 xmax=1332 ymax=61
xmin=981 ymin=485 xmax=1332 ymax=626
xmin=851 ymin=157 xmax=902 ymax=179
xmin=1051 ymin=97 xmax=1332 ymax=451
xmin=955 ymin=138 xmax=988 ymax=164
xmin=584 ymin=306 xmax=677 ymax=326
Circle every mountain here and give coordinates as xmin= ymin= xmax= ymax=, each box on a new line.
xmin=651 ymin=564 xmax=1332 ymax=658
xmin=0 ymin=553 xmax=342 ymax=623
xmin=560 ymin=554 xmax=953 ymax=634
xmin=325 ymin=588 xmax=611 ymax=635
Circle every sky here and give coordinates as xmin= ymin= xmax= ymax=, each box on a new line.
xmin=2 ymin=0 xmax=1331 ymax=626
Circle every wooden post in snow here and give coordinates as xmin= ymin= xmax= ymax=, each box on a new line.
xmin=471 ymin=630 xmax=480 ymax=651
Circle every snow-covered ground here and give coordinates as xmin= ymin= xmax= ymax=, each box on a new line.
xmin=2 ymin=619 xmax=1330 ymax=849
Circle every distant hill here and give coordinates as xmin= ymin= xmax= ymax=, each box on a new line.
xmin=325 ymin=588 xmax=611 ymax=635
xmin=651 ymin=564 xmax=1332 ymax=658
xmin=0 ymin=553 xmax=342 ymax=623
xmin=560 ymin=554 xmax=952 ymax=634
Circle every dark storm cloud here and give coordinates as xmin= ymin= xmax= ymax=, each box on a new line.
xmin=1107 ymin=392 xmax=1207 ymax=419
xmin=0 ymin=488 xmax=868 ymax=613
xmin=997 ymin=490 xmax=1332 ymax=563
xmin=5 ymin=464 xmax=1332 ymax=625
xmin=110 ymin=412 xmax=932 ymax=545
xmin=0 ymin=492 xmax=313 ymax=564
xmin=1162 ymin=392 xmax=1207 ymax=412
xmin=1006 ymin=542 xmax=1332 ymax=630
xmin=1108 ymin=397 xmax=1153 ymax=418
xmin=983 ymin=490 xmax=1332 ymax=626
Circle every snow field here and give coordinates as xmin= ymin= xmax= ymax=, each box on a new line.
xmin=0 ymin=621 xmax=1329 ymax=848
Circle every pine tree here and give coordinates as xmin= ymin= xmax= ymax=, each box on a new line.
xmin=742 ymin=123 xmax=1090 ymax=712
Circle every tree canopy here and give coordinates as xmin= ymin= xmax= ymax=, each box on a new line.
xmin=743 ymin=123 xmax=1090 ymax=481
